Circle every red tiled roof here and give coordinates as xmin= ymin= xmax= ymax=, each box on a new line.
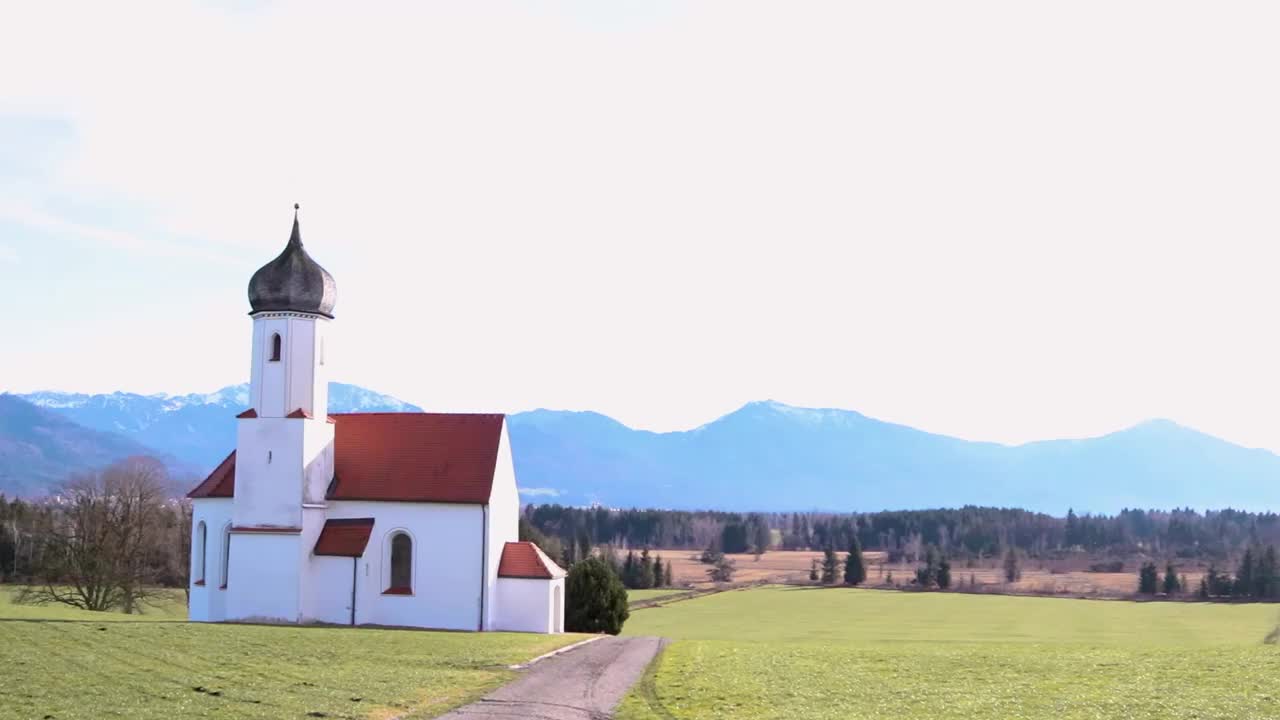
xmin=328 ymin=413 xmax=504 ymax=504
xmin=286 ymin=408 xmax=312 ymax=419
xmin=236 ymin=408 xmax=258 ymax=418
xmin=498 ymin=541 xmax=566 ymax=580
xmin=314 ymin=518 xmax=375 ymax=557
xmin=187 ymin=452 xmax=236 ymax=498
xmin=185 ymin=413 xmax=505 ymax=504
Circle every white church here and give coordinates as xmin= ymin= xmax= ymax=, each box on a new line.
xmin=187 ymin=208 xmax=565 ymax=633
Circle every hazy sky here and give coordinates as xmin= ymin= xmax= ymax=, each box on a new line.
xmin=2 ymin=1 xmax=1279 ymax=450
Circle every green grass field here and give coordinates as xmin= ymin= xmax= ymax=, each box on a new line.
xmin=628 ymin=588 xmax=692 ymax=605
xmin=617 ymin=586 xmax=1280 ymax=720
xmin=0 ymin=587 xmax=581 ymax=720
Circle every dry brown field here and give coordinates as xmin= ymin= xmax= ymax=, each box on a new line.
xmin=659 ymin=548 xmax=1206 ymax=597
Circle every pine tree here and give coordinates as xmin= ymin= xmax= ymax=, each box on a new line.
xmin=623 ymin=550 xmax=637 ymax=589
xmin=1162 ymin=562 xmax=1180 ymax=595
xmin=1138 ymin=562 xmax=1159 ymax=594
xmin=844 ymin=535 xmax=867 ymax=586
xmin=938 ymin=557 xmax=952 ymax=589
xmin=663 ymin=562 xmax=674 ymax=588
xmin=821 ymin=545 xmax=839 ymax=585
xmin=638 ymin=549 xmax=654 ymax=590
xmin=1236 ymin=548 xmax=1256 ymax=597
xmin=809 ymin=558 xmax=819 ymax=583
xmin=1003 ymin=548 xmax=1021 ymax=583
xmin=1065 ymin=508 xmax=1080 ymax=547
xmin=1256 ymin=546 xmax=1279 ymax=599
xmin=652 ymin=556 xmax=664 ymax=588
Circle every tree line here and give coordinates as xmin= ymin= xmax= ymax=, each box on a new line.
xmin=525 ymin=503 xmax=1280 ymax=564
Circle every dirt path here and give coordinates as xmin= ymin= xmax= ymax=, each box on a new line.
xmin=437 ymin=636 xmax=666 ymax=720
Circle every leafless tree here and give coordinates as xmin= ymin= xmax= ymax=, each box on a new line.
xmin=18 ymin=457 xmax=175 ymax=613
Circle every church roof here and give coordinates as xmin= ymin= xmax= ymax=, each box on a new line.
xmin=188 ymin=412 xmax=506 ymax=504
xmin=187 ymin=451 xmax=236 ymax=498
xmin=247 ymin=207 xmax=337 ymax=318
xmin=498 ymin=541 xmax=566 ymax=580
xmin=313 ymin=518 xmax=376 ymax=557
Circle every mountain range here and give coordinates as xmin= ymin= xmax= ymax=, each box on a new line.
xmin=4 ymin=386 xmax=1280 ymax=513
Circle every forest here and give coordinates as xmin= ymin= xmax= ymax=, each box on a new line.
xmin=523 ymin=503 xmax=1280 ymax=565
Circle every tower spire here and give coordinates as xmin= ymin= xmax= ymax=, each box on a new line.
xmin=290 ymin=203 xmax=302 ymax=247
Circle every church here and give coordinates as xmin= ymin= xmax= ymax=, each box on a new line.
xmin=187 ymin=209 xmax=565 ymax=633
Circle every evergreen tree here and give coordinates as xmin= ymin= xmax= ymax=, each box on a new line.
xmin=844 ymin=535 xmax=867 ymax=586
xmin=622 ymin=550 xmax=637 ymax=589
xmin=1138 ymin=562 xmax=1159 ymax=594
xmin=1003 ymin=548 xmax=1021 ymax=583
xmin=663 ymin=562 xmax=674 ymax=588
xmin=1162 ymin=562 xmax=1180 ymax=595
xmin=638 ymin=549 xmax=654 ymax=590
xmin=1236 ymin=548 xmax=1256 ymax=598
xmin=1256 ymin=546 xmax=1279 ymax=599
xmin=652 ymin=555 xmax=664 ymax=588
xmin=821 ymin=544 xmax=840 ymax=585
xmin=1065 ymin=508 xmax=1081 ymax=547
xmin=565 ymin=556 xmax=630 ymax=635
xmin=809 ymin=558 xmax=819 ymax=582
xmin=885 ymin=571 xmax=894 ymax=586
xmin=938 ymin=556 xmax=952 ymax=589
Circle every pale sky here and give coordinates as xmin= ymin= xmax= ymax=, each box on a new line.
xmin=2 ymin=1 xmax=1279 ymax=450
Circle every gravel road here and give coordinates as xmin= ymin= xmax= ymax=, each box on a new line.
xmin=437 ymin=635 xmax=667 ymax=720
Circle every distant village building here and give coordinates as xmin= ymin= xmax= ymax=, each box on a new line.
xmin=187 ymin=208 xmax=564 ymax=632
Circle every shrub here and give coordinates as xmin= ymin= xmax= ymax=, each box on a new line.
xmin=565 ymin=556 xmax=630 ymax=635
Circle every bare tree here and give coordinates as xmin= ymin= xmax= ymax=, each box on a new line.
xmin=19 ymin=457 xmax=173 ymax=613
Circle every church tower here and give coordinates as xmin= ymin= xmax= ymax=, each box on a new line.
xmin=225 ymin=205 xmax=338 ymax=622
xmin=232 ymin=205 xmax=337 ymax=530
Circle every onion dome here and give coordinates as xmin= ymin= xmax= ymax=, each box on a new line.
xmin=247 ymin=205 xmax=336 ymax=318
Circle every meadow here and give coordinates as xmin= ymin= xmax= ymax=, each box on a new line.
xmin=0 ymin=587 xmax=580 ymax=720
xmin=617 ymin=586 xmax=1280 ymax=719
xmin=659 ymin=548 xmax=1203 ymax=596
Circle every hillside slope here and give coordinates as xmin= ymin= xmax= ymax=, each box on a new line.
xmin=0 ymin=394 xmax=161 ymax=496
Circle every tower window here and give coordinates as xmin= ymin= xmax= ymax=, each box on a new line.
xmin=269 ymin=333 xmax=282 ymax=362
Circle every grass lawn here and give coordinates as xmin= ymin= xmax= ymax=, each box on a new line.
xmin=1 ymin=587 xmax=582 ymax=719
xmin=628 ymin=588 xmax=692 ymax=605
xmin=616 ymin=586 xmax=1280 ymax=720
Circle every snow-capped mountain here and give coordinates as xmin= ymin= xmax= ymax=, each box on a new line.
xmin=18 ymin=383 xmax=421 ymax=469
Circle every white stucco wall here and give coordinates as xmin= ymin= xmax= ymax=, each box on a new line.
xmin=483 ymin=421 xmax=520 ymax=630
xmin=232 ymin=417 xmax=334 ymax=529
xmin=493 ymin=577 xmax=564 ymax=633
xmin=326 ymin=501 xmax=486 ymax=631
xmin=226 ymin=531 xmax=302 ymax=622
xmin=308 ymin=555 xmax=358 ymax=624
xmin=248 ymin=313 xmax=329 ymax=419
xmin=188 ymin=498 xmax=232 ymax=622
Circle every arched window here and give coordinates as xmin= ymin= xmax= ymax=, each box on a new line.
xmin=269 ymin=333 xmax=282 ymax=362
xmin=220 ymin=525 xmax=232 ymax=589
xmin=387 ymin=532 xmax=412 ymax=594
xmin=194 ymin=521 xmax=207 ymax=585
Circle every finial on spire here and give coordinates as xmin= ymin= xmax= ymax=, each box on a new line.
xmin=289 ymin=204 xmax=302 ymax=247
